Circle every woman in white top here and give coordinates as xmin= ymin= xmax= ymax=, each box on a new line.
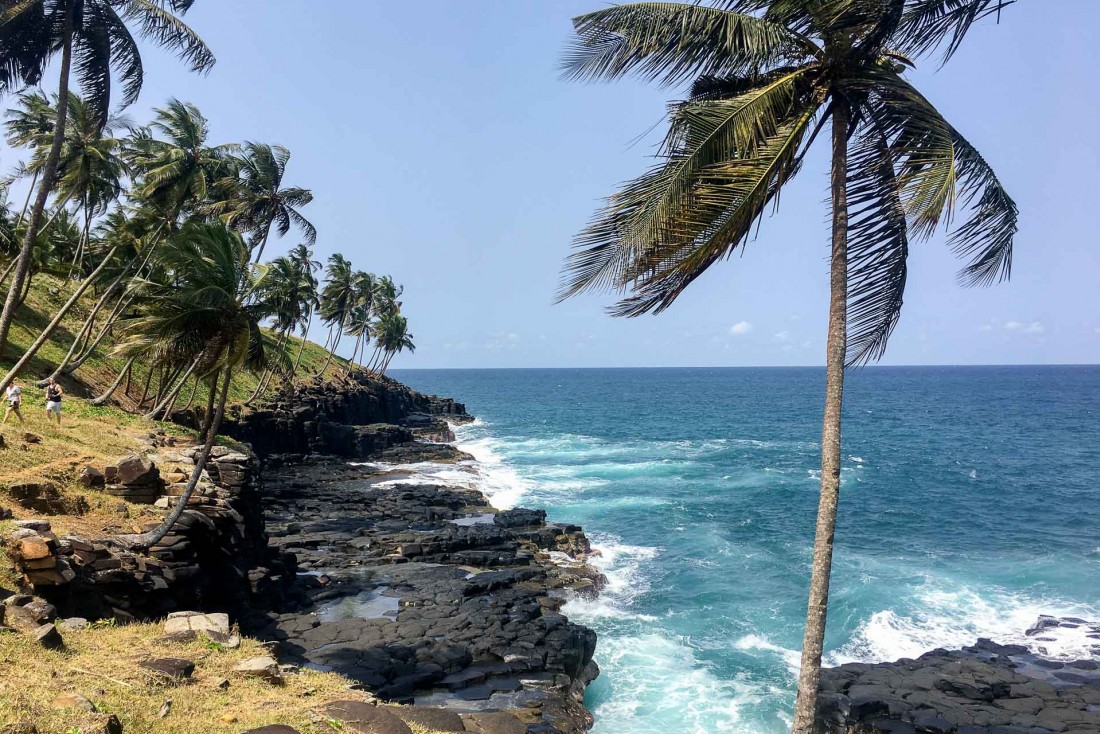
xmin=4 ymin=378 xmax=24 ymax=425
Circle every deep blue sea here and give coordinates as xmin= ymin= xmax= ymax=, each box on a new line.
xmin=391 ymin=366 xmax=1100 ymax=734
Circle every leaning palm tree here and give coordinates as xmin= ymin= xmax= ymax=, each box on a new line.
xmin=315 ymin=253 xmax=356 ymax=377
xmin=114 ymin=221 xmax=270 ymax=549
xmin=373 ymin=310 xmax=413 ymax=375
xmin=0 ymin=0 xmax=214 ymax=360
xmin=559 ymin=3 xmax=1018 ymax=730
xmin=211 ymin=142 xmax=316 ymax=261
xmin=3 ymin=91 xmax=56 ymax=225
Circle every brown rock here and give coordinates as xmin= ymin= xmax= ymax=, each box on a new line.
xmin=34 ymin=623 xmax=64 ymax=649
xmin=52 ymin=691 xmax=96 ymax=712
xmin=139 ymin=658 xmax=195 ymax=681
xmin=115 ymin=455 xmax=159 ymax=485
xmin=4 ymin=599 xmax=57 ymax=633
xmin=385 ymin=705 xmax=466 ymax=731
xmin=78 ymin=466 xmax=106 ymax=487
xmin=461 ymin=713 xmax=526 ymax=734
xmin=22 ymin=432 xmax=41 ymax=444
xmin=319 ymin=701 xmax=412 ymax=734
xmin=17 ymin=537 xmax=54 ymax=561
xmin=234 ymin=656 xmax=283 ymax=683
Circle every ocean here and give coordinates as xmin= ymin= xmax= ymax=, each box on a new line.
xmin=390 ymin=366 xmax=1100 ymax=734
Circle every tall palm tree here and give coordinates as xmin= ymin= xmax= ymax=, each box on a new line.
xmin=212 ymin=142 xmax=316 ymax=261
xmin=558 ymin=3 xmax=1018 ymax=730
xmin=315 ymin=252 xmax=355 ymax=377
xmin=245 ymin=254 xmax=312 ymax=402
xmin=287 ymin=242 xmax=320 ymax=375
xmin=345 ymin=270 xmax=377 ymax=367
xmin=0 ymin=0 xmax=214 ymax=359
xmin=127 ymin=100 xmax=235 ymax=222
xmin=114 ymin=220 xmax=269 ymax=549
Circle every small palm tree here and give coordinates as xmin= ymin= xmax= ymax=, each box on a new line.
xmin=315 ymin=253 xmax=356 ymax=377
xmin=345 ymin=271 xmax=378 ymax=367
xmin=245 ymin=255 xmax=314 ymax=402
xmin=114 ymin=220 xmax=270 ymax=549
xmin=0 ymin=0 xmax=214 ymax=361
xmin=559 ymin=3 xmax=1018 ymax=730
xmin=373 ymin=310 xmax=413 ymax=375
xmin=212 ymin=142 xmax=316 ymax=262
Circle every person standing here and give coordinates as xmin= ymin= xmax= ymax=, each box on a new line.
xmin=45 ymin=377 xmax=63 ymax=427
xmin=4 ymin=378 xmax=24 ymax=425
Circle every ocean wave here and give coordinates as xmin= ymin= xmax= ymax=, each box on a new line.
xmin=831 ymin=583 xmax=1100 ymax=665
xmin=586 ymin=633 xmax=777 ymax=734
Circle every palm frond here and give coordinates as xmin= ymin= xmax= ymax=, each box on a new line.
xmin=562 ymin=2 xmax=817 ymax=87
xmin=845 ymin=123 xmax=909 ymax=365
xmin=895 ymin=0 xmax=1015 ymax=63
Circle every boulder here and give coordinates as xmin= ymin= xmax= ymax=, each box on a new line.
xmin=318 ymin=701 xmax=412 ymax=734
xmin=461 ymin=712 xmax=527 ymax=734
xmin=34 ymin=623 xmax=64 ymax=649
xmin=4 ymin=598 xmax=57 ymax=633
xmin=115 ymin=455 xmax=158 ymax=485
xmin=163 ymin=611 xmax=230 ymax=636
xmin=234 ymin=656 xmax=282 ymax=683
xmin=78 ymin=466 xmax=106 ymax=488
xmin=140 ymin=658 xmax=195 ymax=681
xmin=11 ymin=519 xmax=50 ymax=532
xmin=384 ymin=706 xmax=466 ymax=732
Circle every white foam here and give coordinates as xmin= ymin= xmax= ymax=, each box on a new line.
xmin=830 ymin=583 xmax=1100 ymax=665
xmin=734 ymin=634 xmax=802 ymax=677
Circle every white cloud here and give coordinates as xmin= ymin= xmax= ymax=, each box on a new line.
xmin=730 ymin=321 xmax=753 ymax=336
xmin=773 ymin=330 xmax=790 ymax=343
xmin=1004 ymin=320 xmax=1044 ymax=334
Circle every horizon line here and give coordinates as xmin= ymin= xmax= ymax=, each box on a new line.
xmin=390 ymin=363 xmax=1100 ymax=371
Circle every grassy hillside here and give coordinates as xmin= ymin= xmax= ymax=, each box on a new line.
xmin=1 ymin=271 xmax=346 ymax=406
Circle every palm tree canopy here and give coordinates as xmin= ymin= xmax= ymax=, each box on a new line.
xmin=0 ymin=0 xmax=214 ymax=130
xmin=127 ymin=98 xmax=235 ymax=218
xmin=211 ymin=141 xmax=316 ymax=249
xmin=318 ymin=252 xmax=356 ymax=327
xmin=559 ymin=0 xmax=1018 ymax=364
xmin=115 ymin=220 xmax=269 ymax=377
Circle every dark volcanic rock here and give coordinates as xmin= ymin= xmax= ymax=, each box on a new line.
xmin=816 ymin=627 xmax=1100 ymax=734
xmin=253 ymin=456 xmax=601 ymax=734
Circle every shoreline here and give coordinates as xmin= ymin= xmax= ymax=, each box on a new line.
xmin=247 ymin=414 xmax=606 ymax=733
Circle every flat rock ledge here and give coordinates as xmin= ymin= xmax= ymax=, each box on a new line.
xmin=816 ymin=624 xmax=1100 ymax=734
xmin=249 ymin=452 xmax=604 ymax=734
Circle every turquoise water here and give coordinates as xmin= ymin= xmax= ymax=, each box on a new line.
xmin=391 ymin=366 xmax=1100 ymax=734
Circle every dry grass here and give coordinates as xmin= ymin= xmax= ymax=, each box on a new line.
xmin=0 ymin=621 xmax=371 ymax=733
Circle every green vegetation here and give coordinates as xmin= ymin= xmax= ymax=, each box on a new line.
xmin=558 ymin=2 xmax=1018 ymax=730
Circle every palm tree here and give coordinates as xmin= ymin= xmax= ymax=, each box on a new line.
xmin=559 ymin=3 xmax=1018 ymax=730
xmin=114 ymin=220 xmax=269 ymax=549
xmin=287 ymin=243 xmax=321 ymax=375
xmin=245 ymin=255 xmax=313 ymax=402
xmin=374 ymin=310 xmax=413 ymax=375
xmin=0 ymin=0 xmax=214 ymax=360
xmin=315 ymin=253 xmax=356 ymax=377
xmin=211 ymin=142 xmax=316 ymax=261
xmin=3 ymin=91 xmax=55 ymax=226
xmin=127 ymin=100 xmax=236 ymax=222
xmin=345 ymin=271 xmax=378 ymax=367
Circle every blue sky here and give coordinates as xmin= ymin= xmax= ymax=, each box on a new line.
xmin=3 ymin=1 xmax=1098 ymax=368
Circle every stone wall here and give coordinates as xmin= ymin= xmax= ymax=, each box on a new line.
xmin=3 ymin=445 xmax=295 ymax=621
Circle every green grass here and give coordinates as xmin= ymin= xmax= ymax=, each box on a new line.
xmin=1 ymin=271 xmax=345 ymax=407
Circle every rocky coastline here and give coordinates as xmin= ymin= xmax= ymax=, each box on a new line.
xmin=226 ymin=374 xmax=606 ymax=734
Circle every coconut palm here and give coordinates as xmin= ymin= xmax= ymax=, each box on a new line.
xmin=287 ymin=243 xmax=321 ymax=375
xmin=127 ymin=100 xmax=235 ymax=221
xmin=559 ymin=3 xmax=1018 ymax=729
xmin=3 ymin=91 xmax=56 ymax=225
xmin=0 ymin=0 xmax=214 ymax=360
xmin=345 ymin=271 xmax=378 ymax=367
xmin=315 ymin=253 xmax=355 ymax=377
xmin=114 ymin=220 xmax=270 ymax=548
xmin=373 ymin=310 xmax=413 ymax=375
xmin=245 ymin=254 xmax=314 ymax=402
xmin=211 ymin=142 xmax=316 ymax=261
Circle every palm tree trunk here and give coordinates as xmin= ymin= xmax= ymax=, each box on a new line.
xmin=137 ymin=367 xmax=154 ymax=407
xmin=137 ymin=364 xmax=232 ymax=550
xmin=182 ymin=374 xmax=201 ymax=410
xmin=0 ymin=12 xmax=73 ymax=358
xmin=251 ymin=225 xmax=272 ymax=263
xmin=146 ymin=359 xmax=199 ymax=419
xmin=790 ymin=99 xmax=850 ymax=734
xmin=68 ymin=199 xmax=91 ymax=279
xmin=16 ymin=170 xmax=39 ymax=226
xmin=41 ymin=283 xmax=122 ymax=384
xmin=290 ymin=309 xmax=312 ymax=375
xmin=0 ymin=245 xmax=119 ymax=395
xmin=0 ymin=258 xmax=17 ymax=289
xmin=245 ymin=331 xmax=287 ymax=404
xmin=65 ymin=292 xmax=133 ymax=374
xmin=92 ymin=357 xmax=134 ymax=406
xmin=316 ymin=327 xmax=342 ymax=378
xmin=200 ymin=372 xmax=220 ymax=440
